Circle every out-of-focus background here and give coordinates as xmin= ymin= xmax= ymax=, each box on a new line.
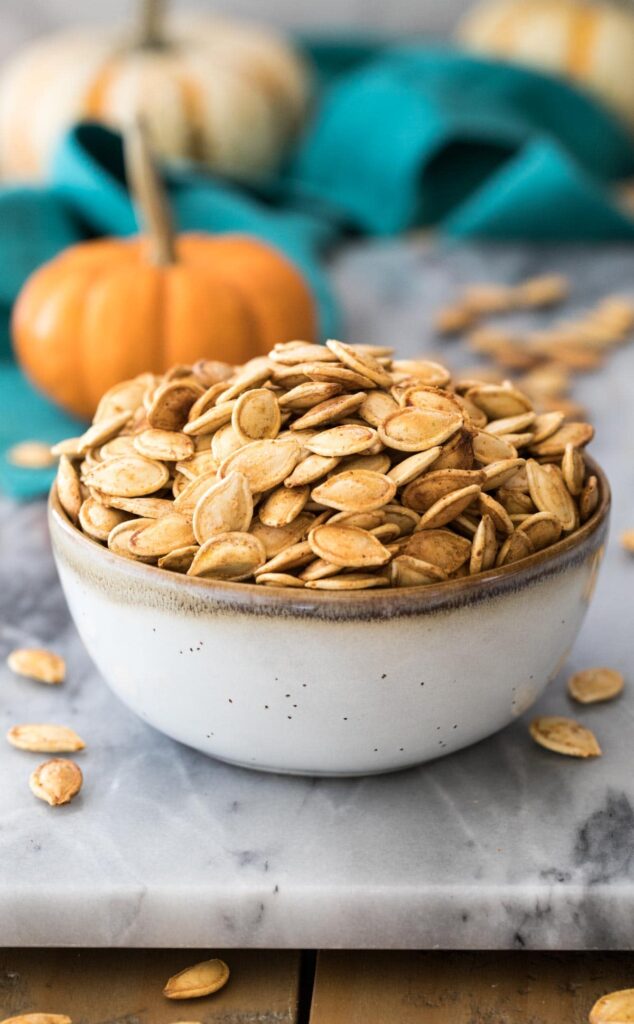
xmin=2 ymin=0 xmax=634 ymax=498
xmin=1 ymin=0 xmax=470 ymax=55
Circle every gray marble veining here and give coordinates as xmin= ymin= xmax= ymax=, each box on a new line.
xmin=1 ymin=240 xmax=634 ymax=949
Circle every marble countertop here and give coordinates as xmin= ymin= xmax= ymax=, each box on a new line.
xmin=1 ymin=240 xmax=634 ymax=950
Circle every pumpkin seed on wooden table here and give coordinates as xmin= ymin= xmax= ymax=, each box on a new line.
xmin=0 ymin=1016 xmax=72 ymax=1024
xmin=8 ymin=648 xmax=65 ymax=685
xmin=164 ymin=958 xmax=230 ymax=999
xmin=55 ymin=341 xmax=601 ymax=590
xmin=589 ymin=988 xmax=634 ymax=1023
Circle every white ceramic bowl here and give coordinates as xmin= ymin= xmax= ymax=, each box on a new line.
xmin=49 ymin=462 xmax=610 ymax=776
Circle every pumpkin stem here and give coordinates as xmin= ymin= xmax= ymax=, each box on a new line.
xmin=137 ymin=0 xmax=165 ymax=48
xmin=124 ymin=118 xmax=176 ymax=266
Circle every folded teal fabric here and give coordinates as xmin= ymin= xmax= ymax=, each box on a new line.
xmin=2 ymin=43 xmax=634 ymax=499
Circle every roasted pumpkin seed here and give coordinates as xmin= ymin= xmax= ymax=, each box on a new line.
xmin=529 ymin=716 xmax=601 ymax=757
xmin=29 ymin=758 xmax=83 ymax=805
xmin=567 ymin=667 xmax=624 ymax=704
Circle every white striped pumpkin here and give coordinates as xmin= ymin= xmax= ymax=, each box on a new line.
xmin=0 ymin=3 xmax=309 ymax=182
xmin=458 ymin=0 xmax=634 ymax=131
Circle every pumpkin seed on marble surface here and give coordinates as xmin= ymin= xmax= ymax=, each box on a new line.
xmin=8 ymin=723 xmax=85 ymax=753
xmin=621 ymin=529 xmax=634 ymax=554
xmin=567 ymin=667 xmax=624 ymax=704
xmin=8 ymin=648 xmax=65 ymax=685
xmin=7 ymin=440 xmax=56 ymax=468
xmin=434 ymin=304 xmax=474 ymax=334
xmin=163 ymin=958 xmax=230 ymax=999
xmin=29 ymin=758 xmax=83 ymax=805
xmin=529 ymin=716 xmax=601 ymax=758
xmin=589 ymin=987 xmax=634 ymax=1023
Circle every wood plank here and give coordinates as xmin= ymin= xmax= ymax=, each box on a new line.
xmin=0 ymin=948 xmax=300 ymax=1023
xmin=309 ymin=950 xmax=634 ymax=1024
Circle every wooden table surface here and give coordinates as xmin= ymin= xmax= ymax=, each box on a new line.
xmin=1 ymin=948 xmax=633 ymax=1022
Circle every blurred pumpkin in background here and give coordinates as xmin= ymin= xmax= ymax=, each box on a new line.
xmin=0 ymin=0 xmax=309 ymax=182
xmin=11 ymin=122 xmax=317 ymax=419
xmin=458 ymin=0 xmax=634 ymax=131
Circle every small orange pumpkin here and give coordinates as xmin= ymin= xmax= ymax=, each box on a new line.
xmin=12 ymin=123 xmax=316 ymax=420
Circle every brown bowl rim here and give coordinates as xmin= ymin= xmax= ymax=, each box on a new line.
xmin=49 ymin=454 xmax=610 ymax=614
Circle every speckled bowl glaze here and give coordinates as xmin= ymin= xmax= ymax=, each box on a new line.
xmin=49 ymin=460 xmax=610 ymax=776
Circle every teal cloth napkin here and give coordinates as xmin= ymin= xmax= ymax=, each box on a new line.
xmin=2 ymin=43 xmax=634 ymax=499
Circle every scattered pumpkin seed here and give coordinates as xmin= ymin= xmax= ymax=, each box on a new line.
xmin=589 ymin=987 xmax=634 ymax=1023
xmin=529 ymin=716 xmax=601 ymax=757
xmin=567 ymin=667 xmax=624 ymax=704
xmin=163 ymin=958 xmax=230 ymax=999
xmin=29 ymin=758 xmax=83 ymax=805
xmin=7 ymin=440 xmax=56 ymax=468
xmin=7 ymin=724 xmax=85 ymax=753
xmin=8 ymin=648 xmax=65 ymax=685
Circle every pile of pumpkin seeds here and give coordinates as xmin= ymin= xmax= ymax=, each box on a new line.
xmin=53 ymin=340 xmax=601 ymax=591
